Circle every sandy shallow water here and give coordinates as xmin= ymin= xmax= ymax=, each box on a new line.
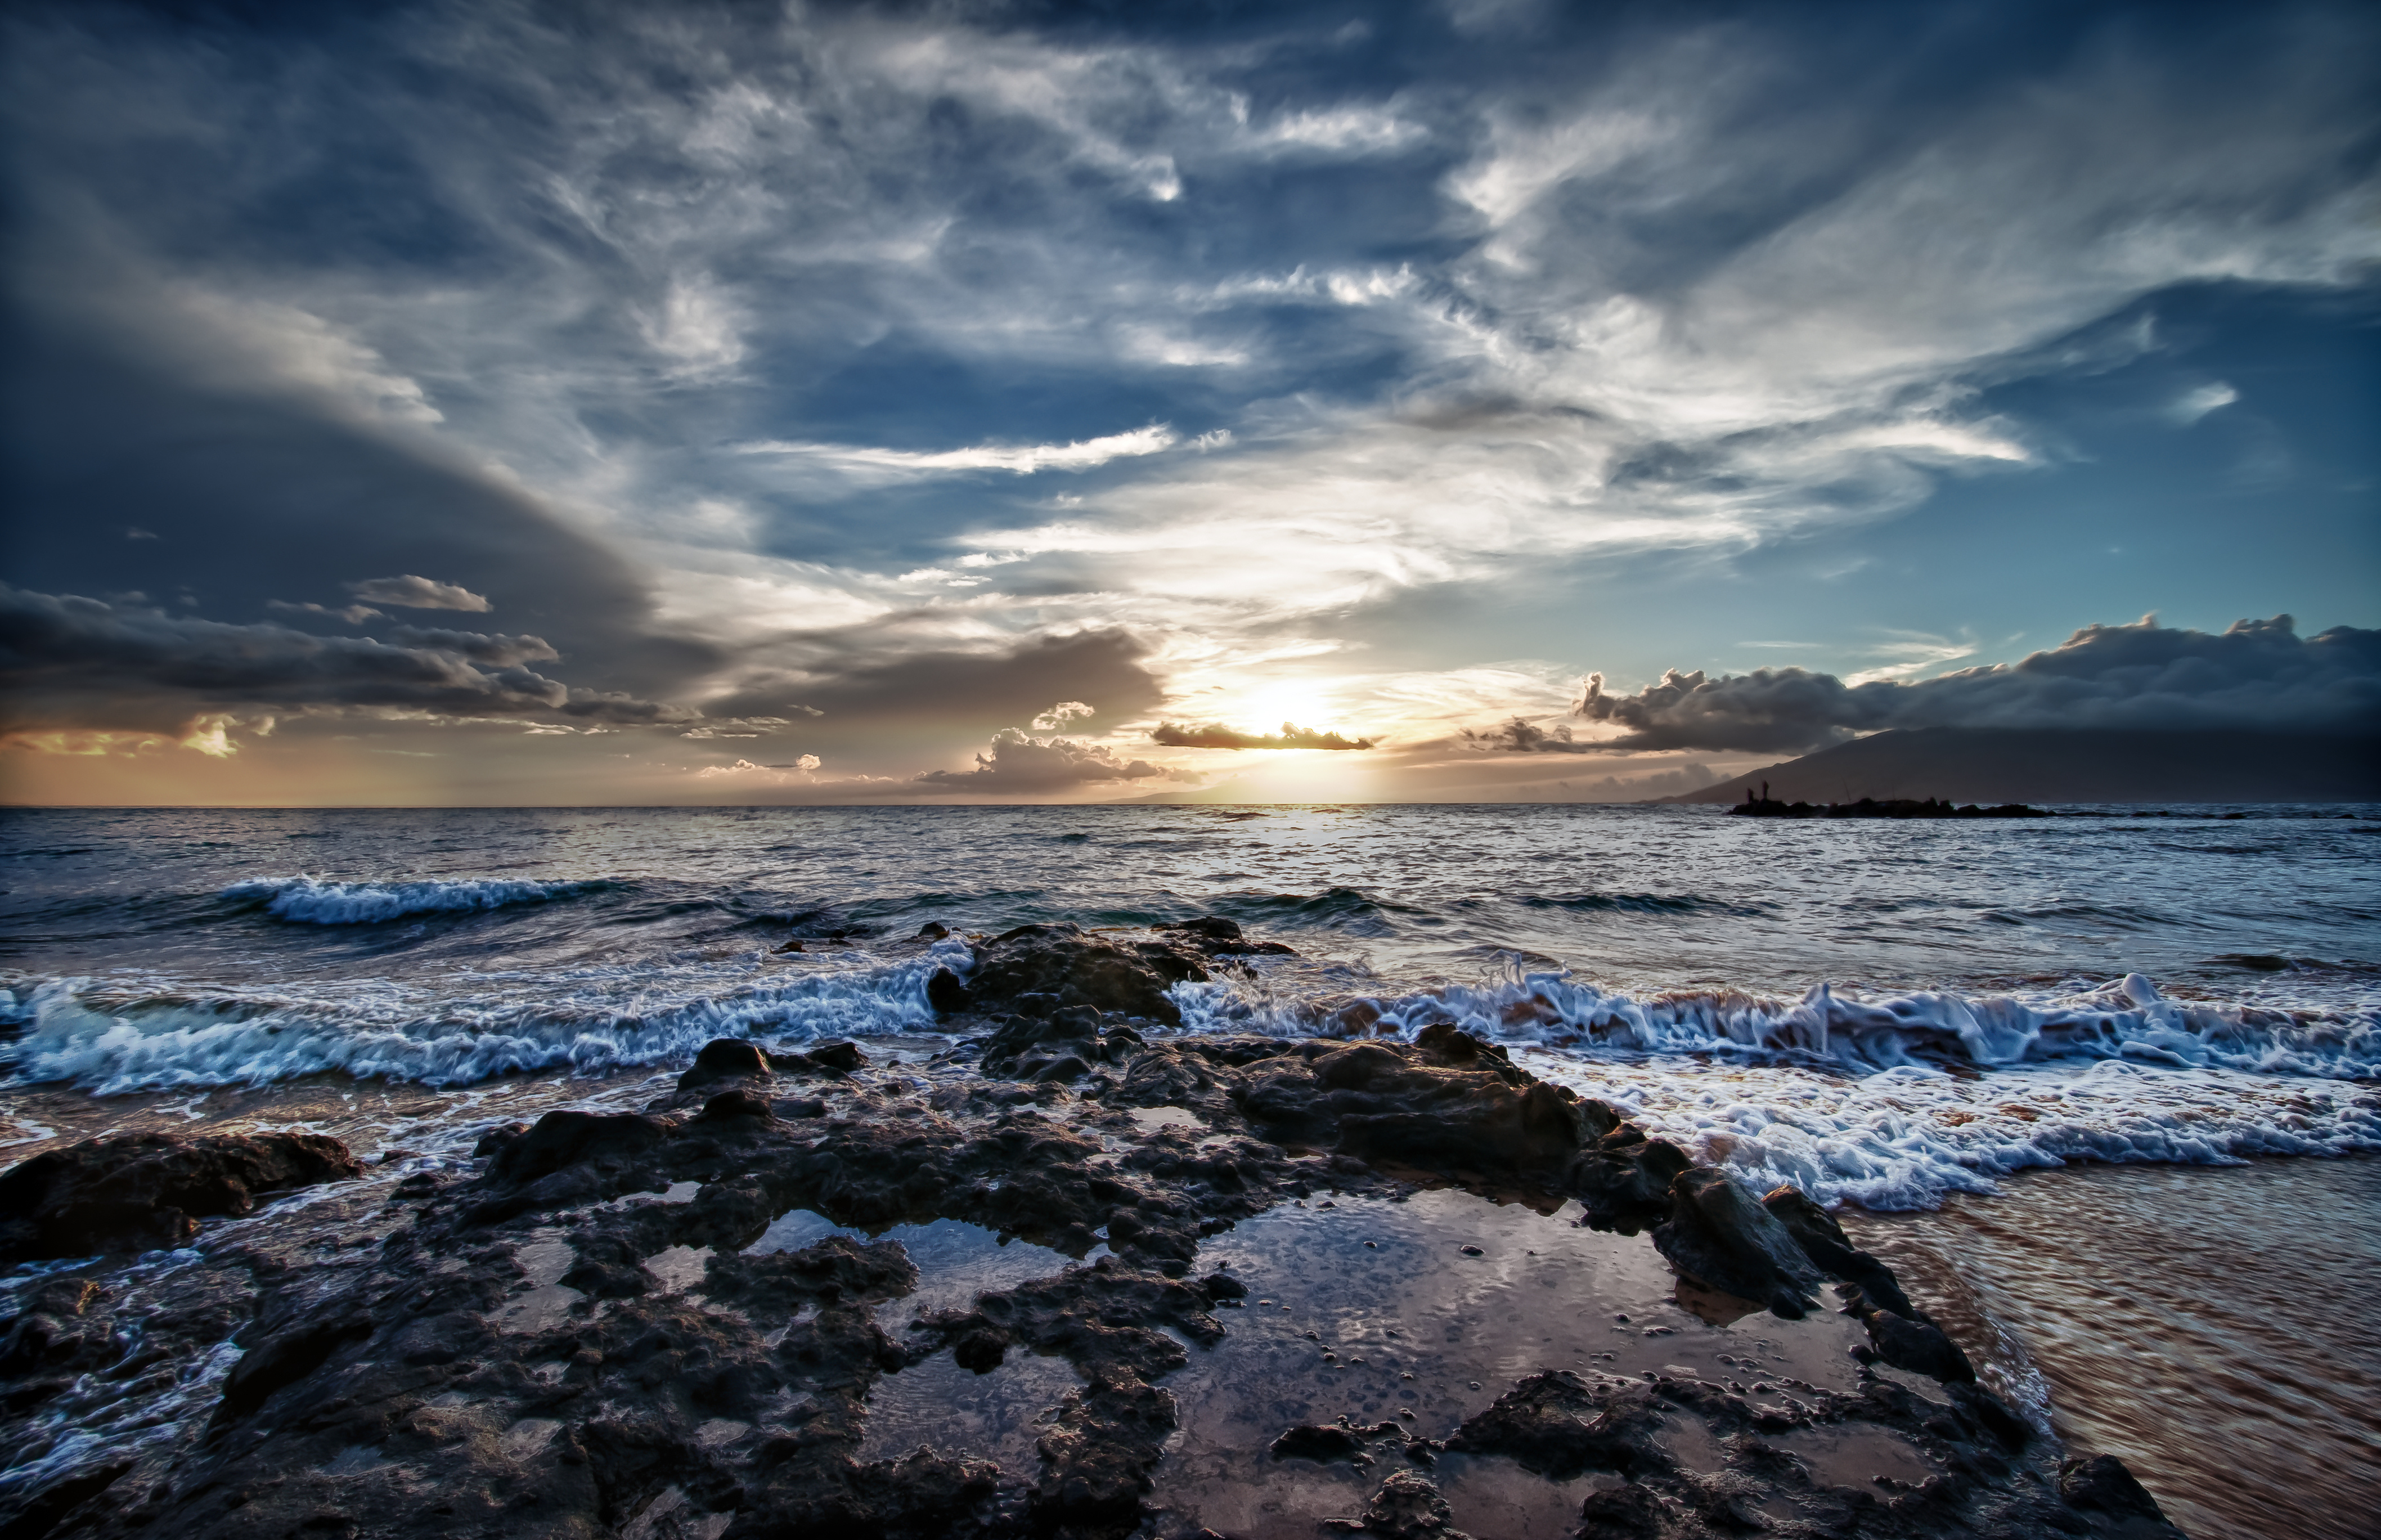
xmin=1844 ymin=1154 xmax=2381 ymax=1540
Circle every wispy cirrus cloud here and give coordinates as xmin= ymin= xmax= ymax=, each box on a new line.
xmin=736 ymin=425 xmax=1180 ymax=482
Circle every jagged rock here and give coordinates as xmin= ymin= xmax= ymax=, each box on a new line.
xmin=0 ymin=1130 xmax=361 ymax=1263
xmin=1651 ymin=1166 xmax=1825 ymax=1318
xmin=799 ymin=1039 xmax=867 ymax=1074
xmin=1233 ymin=1038 xmax=1593 ymax=1179
xmin=962 ymin=922 xmax=1205 ymax=1025
xmin=483 ymin=1110 xmax=673 ymax=1186
xmin=704 ymin=1236 xmax=919 ymax=1321
xmin=1850 ymin=1291 xmax=1976 ymax=1382
xmin=1760 ymin=1184 xmax=1915 ymax=1318
xmin=1573 ymin=1129 xmax=1694 ymax=1218
xmin=1033 ymin=1373 xmax=1179 ymax=1526
xmin=1324 ymin=1468 xmax=1473 ymax=1538
xmin=1444 ymin=1371 xmax=1669 ymax=1480
xmin=2059 ymin=1454 xmax=2187 ymax=1538
xmin=0 ymin=1279 xmax=108 ymax=1375
xmin=1272 ymin=1422 xmax=1398 ymax=1465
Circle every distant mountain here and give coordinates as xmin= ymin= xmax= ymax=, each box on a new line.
xmin=1657 ymin=728 xmax=2381 ymax=805
xmin=1118 ymin=778 xmax=1271 ymax=804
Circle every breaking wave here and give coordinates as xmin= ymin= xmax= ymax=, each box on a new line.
xmin=221 ymin=874 xmax=621 ymax=924
xmin=0 ymin=939 xmax=976 ymax=1093
xmin=1170 ymin=966 xmax=2380 ymax=1209
xmin=1176 ymin=968 xmax=2378 ymax=1080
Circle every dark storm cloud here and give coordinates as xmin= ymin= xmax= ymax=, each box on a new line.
xmin=382 ymin=627 xmax=560 ymax=666
xmin=0 ymin=316 xmax=725 ymax=704
xmin=913 ymin=728 xmax=1165 ymax=792
xmin=0 ymin=586 xmax=691 ymax=734
xmin=1558 ymin=616 xmax=2381 ymax=754
xmin=1151 ymin=721 xmax=1375 ymax=750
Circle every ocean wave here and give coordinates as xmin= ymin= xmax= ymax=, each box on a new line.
xmin=1171 ymin=968 xmax=2380 ymax=1081
xmin=0 ymin=938 xmax=977 ymax=1092
xmin=222 ymin=875 xmax=621 ymax=924
xmin=1530 ymin=1056 xmax=2381 ymax=1211
xmin=1169 ymin=967 xmax=2380 ymax=1209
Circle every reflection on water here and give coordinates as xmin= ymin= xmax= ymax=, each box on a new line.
xmin=1145 ymin=1186 xmax=1872 ymax=1539
xmin=1844 ymin=1154 xmax=2381 ymax=1540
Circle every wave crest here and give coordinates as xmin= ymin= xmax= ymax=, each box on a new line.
xmin=223 ymin=875 xmax=618 ymax=924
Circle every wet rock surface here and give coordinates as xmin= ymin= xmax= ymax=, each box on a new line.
xmin=1 ymin=922 xmax=2180 ymax=1540
xmin=0 ymin=1130 xmax=362 ymax=1264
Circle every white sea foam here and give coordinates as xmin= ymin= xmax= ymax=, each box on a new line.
xmin=221 ymin=874 xmax=616 ymax=924
xmin=1172 ymin=967 xmax=2380 ymax=1080
xmin=1525 ymin=1053 xmax=2380 ymax=1211
xmin=0 ymin=939 xmax=976 ymax=1093
xmin=1167 ymin=966 xmax=2380 ymax=1209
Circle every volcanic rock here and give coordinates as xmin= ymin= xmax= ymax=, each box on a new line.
xmin=1231 ymin=1035 xmax=1594 ymax=1180
xmin=483 ymin=1110 xmax=673 ymax=1186
xmin=959 ymin=922 xmax=1206 ymax=1026
xmin=1444 ymin=1370 xmax=1668 ymax=1480
xmin=1852 ymin=1292 xmax=1978 ymax=1383
xmin=2059 ymin=1453 xmax=2188 ymax=1538
xmin=0 ymin=1130 xmax=361 ymax=1263
xmin=1324 ymin=1468 xmax=1473 ymax=1538
xmin=1651 ymin=1166 xmax=1826 ymax=1318
xmin=1761 ymin=1184 xmax=1916 ymax=1318
xmin=678 ymin=1037 xmax=772 ymax=1091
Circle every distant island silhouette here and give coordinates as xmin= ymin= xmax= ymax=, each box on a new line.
xmin=1661 ymin=728 xmax=2381 ymax=806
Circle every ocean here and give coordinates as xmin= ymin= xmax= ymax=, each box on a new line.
xmin=3 ymin=802 xmax=2377 ymax=1537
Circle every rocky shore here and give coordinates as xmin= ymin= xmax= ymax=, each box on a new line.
xmin=1 ymin=920 xmax=2188 ymax=1540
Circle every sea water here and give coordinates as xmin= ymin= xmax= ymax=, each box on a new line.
xmin=3 ymin=802 xmax=2376 ymax=1535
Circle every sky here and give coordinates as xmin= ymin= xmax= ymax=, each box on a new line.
xmin=2 ymin=0 xmax=2375 ymax=806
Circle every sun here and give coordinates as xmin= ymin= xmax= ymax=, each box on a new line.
xmin=1234 ymin=681 xmax=1338 ymax=737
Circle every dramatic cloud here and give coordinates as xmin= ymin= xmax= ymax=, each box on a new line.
xmin=0 ymin=586 xmax=691 ymax=747
xmin=1564 ymin=616 xmax=2381 ymax=753
xmin=1152 ymin=721 xmax=1377 ymax=751
xmin=914 ymin=728 xmax=1166 ymax=792
xmin=1 ymin=2 xmax=2375 ymax=802
xmin=346 ymin=576 xmax=493 ymax=612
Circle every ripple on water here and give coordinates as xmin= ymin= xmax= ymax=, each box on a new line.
xmin=1843 ymin=1153 xmax=2381 ymax=1540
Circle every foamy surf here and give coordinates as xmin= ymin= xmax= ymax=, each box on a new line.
xmin=1174 ymin=966 xmax=2380 ymax=1080
xmin=0 ymin=937 xmax=974 ymax=1094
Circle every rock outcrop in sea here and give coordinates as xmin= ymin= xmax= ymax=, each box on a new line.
xmin=0 ymin=920 xmax=2188 ymax=1540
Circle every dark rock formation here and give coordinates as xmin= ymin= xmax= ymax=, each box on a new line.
xmin=0 ymin=1000 xmax=2162 ymax=1540
xmin=2059 ymin=1454 xmax=2189 ymax=1538
xmin=1651 ymin=1166 xmax=1826 ymax=1318
xmin=0 ymin=1130 xmax=361 ymax=1263
xmin=677 ymin=1037 xmax=772 ymax=1090
xmin=1227 ymin=1030 xmax=1596 ymax=1182
xmin=1445 ymin=1370 xmax=1670 ymax=1479
xmin=1324 ymin=1468 xmax=1473 ymax=1538
xmin=1762 ymin=1184 xmax=1916 ymax=1318
xmin=956 ymin=921 xmax=1210 ymax=1026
